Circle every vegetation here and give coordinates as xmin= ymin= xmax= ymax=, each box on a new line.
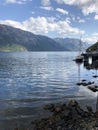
xmin=86 ymin=41 xmax=98 ymax=52
xmin=0 ymin=44 xmax=27 ymax=52
xmin=0 ymin=24 xmax=89 ymax=52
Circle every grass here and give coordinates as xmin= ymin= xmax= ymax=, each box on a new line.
xmin=0 ymin=44 xmax=27 ymax=52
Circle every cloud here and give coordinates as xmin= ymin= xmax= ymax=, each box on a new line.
xmin=55 ymin=0 xmax=98 ymax=16
xmin=47 ymin=17 xmax=56 ymax=22
xmin=82 ymin=3 xmax=97 ymax=16
xmin=40 ymin=6 xmax=54 ymax=11
xmin=56 ymin=8 xmax=68 ymax=15
xmin=66 ymin=17 xmax=71 ymax=24
xmin=77 ymin=17 xmax=85 ymax=23
xmin=5 ymin=0 xmax=32 ymax=4
xmin=41 ymin=0 xmax=50 ymax=6
xmin=72 ymin=16 xmax=85 ymax=23
xmin=83 ymin=33 xmax=98 ymax=44
xmin=0 ymin=16 xmax=85 ymax=37
xmin=31 ymin=11 xmax=35 ymax=14
xmin=0 ymin=20 xmax=25 ymax=30
xmin=94 ymin=14 xmax=98 ymax=20
xmin=56 ymin=20 xmax=84 ymax=36
xmin=78 ymin=19 xmax=85 ymax=23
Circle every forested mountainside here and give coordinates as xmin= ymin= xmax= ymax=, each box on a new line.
xmin=0 ymin=24 xmax=89 ymax=52
xmin=54 ymin=38 xmax=89 ymax=51
xmin=86 ymin=41 xmax=98 ymax=52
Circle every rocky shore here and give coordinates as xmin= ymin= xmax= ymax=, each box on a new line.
xmin=29 ymin=100 xmax=98 ymax=130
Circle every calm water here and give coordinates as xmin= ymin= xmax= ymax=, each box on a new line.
xmin=0 ymin=52 xmax=98 ymax=120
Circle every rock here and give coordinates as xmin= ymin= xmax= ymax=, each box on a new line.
xmin=77 ymin=80 xmax=95 ymax=86
xmin=86 ymin=105 xmax=93 ymax=113
xmin=14 ymin=128 xmax=18 ymax=130
xmin=32 ymin=100 xmax=98 ymax=130
xmin=61 ymin=103 xmax=67 ymax=111
xmin=68 ymin=100 xmax=80 ymax=107
xmin=88 ymin=85 xmax=98 ymax=92
xmin=44 ymin=104 xmax=55 ymax=112
xmin=76 ymin=82 xmax=82 ymax=85
xmin=88 ymin=81 xmax=94 ymax=85
xmin=54 ymin=106 xmax=62 ymax=113
xmin=82 ymin=79 xmax=86 ymax=82
xmin=93 ymin=75 xmax=98 ymax=78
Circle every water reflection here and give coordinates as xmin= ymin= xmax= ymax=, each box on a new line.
xmin=76 ymin=62 xmax=82 ymax=83
xmin=0 ymin=52 xmax=98 ymax=119
xmin=84 ymin=57 xmax=98 ymax=77
xmin=76 ymin=57 xmax=98 ymax=111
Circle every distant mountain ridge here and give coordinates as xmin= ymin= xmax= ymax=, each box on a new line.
xmin=54 ymin=38 xmax=89 ymax=51
xmin=0 ymin=24 xmax=89 ymax=52
xmin=0 ymin=24 xmax=64 ymax=51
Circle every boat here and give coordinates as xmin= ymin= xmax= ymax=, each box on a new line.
xmin=75 ymin=55 xmax=84 ymax=62
xmin=75 ymin=37 xmax=84 ymax=63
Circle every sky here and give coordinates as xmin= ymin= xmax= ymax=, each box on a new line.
xmin=0 ymin=0 xmax=98 ymax=44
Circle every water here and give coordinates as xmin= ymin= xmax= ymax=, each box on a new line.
xmin=0 ymin=52 xmax=98 ymax=120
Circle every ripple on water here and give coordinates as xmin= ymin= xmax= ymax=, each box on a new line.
xmin=0 ymin=52 xmax=97 ymax=120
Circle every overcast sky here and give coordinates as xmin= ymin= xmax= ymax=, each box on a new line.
xmin=0 ymin=0 xmax=98 ymax=44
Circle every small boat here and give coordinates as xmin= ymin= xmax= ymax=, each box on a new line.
xmin=75 ymin=55 xmax=84 ymax=62
xmin=75 ymin=37 xmax=84 ymax=63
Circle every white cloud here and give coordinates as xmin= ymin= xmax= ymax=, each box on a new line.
xmin=0 ymin=20 xmax=26 ymax=30
xmin=56 ymin=20 xmax=84 ymax=36
xmin=66 ymin=17 xmax=71 ymax=24
xmin=23 ymin=17 xmax=49 ymax=34
xmin=55 ymin=0 xmax=98 ymax=16
xmin=82 ymin=3 xmax=96 ymax=16
xmin=77 ymin=17 xmax=85 ymax=23
xmin=0 ymin=16 xmax=85 ymax=37
xmin=55 ymin=0 xmax=91 ymax=5
xmin=94 ymin=14 xmax=98 ymax=20
xmin=83 ymin=33 xmax=98 ymax=44
xmin=5 ymin=0 xmax=31 ymax=4
xmin=93 ymin=33 xmax=98 ymax=37
xmin=47 ymin=17 xmax=56 ymax=22
xmin=72 ymin=16 xmax=76 ymax=21
xmin=78 ymin=19 xmax=85 ymax=23
xmin=41 ymin=0 xmax=50 ymax=6
xmin=31 ymin=11 xmax=35 ymax=14
xmin=56 ymin=8 xmax=68 ymax=15
xmin=72 ymin=16 xmax=85 ymax=23
xmin=40 ymin=6 xmax=54 ymax=11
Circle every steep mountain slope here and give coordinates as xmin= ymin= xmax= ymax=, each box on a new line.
xmin=0 ymin=24 xmax=89 ymax=52
xmin=54 ymin=38 xmax=89 ymax=51
xmin=0 ymin=24 xmax=64 ymax=51
xmin=86 ymin=41 xmax=98 ymax=52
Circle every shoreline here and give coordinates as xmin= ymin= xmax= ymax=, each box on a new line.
xmin=31 ymin=99 xmax=98 ymax=130
xmin=0 ymin=98 xmax=98 ymax=130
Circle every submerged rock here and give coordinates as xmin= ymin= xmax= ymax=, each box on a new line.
xmin=93 ymin=75 xmax=98 ymax=78
xmin=88 ymin=84 xmax=98 ymax=92
xmin=76 ymin=80 xmax=94 ymax=86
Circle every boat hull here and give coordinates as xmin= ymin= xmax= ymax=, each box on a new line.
xmin=75 ymin=56 xmax=84 ymax=62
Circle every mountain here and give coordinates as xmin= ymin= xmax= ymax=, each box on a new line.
xmin=0 ymin=24 xmax=89 ymax=52
xmin=0 ymin=24 xmax=64 ymax=51
xmin=54 ymin=38 xmax=89 ymax=51
xmin=86 ymin=41 xmax=98 ymax=52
